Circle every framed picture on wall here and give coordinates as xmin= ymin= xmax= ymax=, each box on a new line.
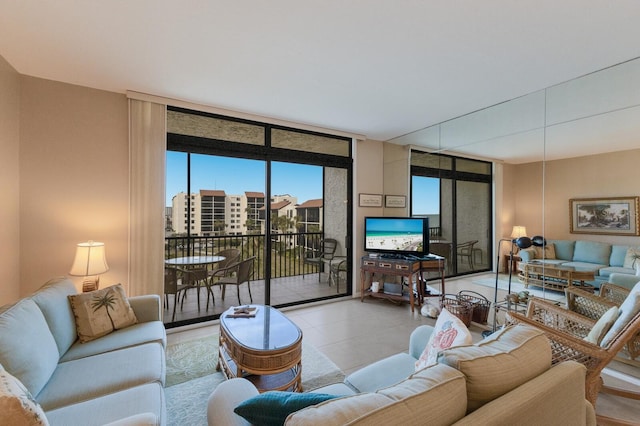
xmin=570 ymin=196 xmax=639 ymax=235
xmin=385 ymin=195 xmax=406 ymax=208
xmin=359 ymin=193 xmax=383 ymax=207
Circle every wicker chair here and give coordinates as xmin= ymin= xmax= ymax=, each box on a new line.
xmin=179 ymin=267 xmax=210 ymax=311
xmin=303 ymin=238 xmax=338 ymax=282
xmin=218 ymin=257 xmax=256 ymax=305
xmin=164 ymin=267 xmax=192 ymax=321
xmin=456 ymin=240 xmax=478 ymax=270
xmin=565 ymin=283 xmax=639 ymax=360
xmin=206 ymin=249 xmax=241 ymax=309
xmin=506 ymin=297 xmax=640 ymax=406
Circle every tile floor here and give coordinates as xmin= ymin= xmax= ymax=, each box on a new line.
xmin=167 ymin=273 xmax=639 ymax=422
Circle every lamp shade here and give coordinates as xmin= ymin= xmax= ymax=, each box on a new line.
xmin=69 ymin=241 xmax=109 ymax=277
xmin=510 ymin=226 xmax=527 ymax=239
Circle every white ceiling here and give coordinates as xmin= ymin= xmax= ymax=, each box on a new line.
xmin=2 ymin=1 xmax=640 ymax=162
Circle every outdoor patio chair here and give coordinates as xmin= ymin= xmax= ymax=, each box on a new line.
xmin=329 ymin=257 xmax=347 ymax=293
xmin=506 ymin=294 xmax=640 ymax=406
xmin=429 ymin=242 xmax=452 ymax=271
xmin=164 ymin=266 xmax=191 ymax=321
xmin=456 ymin=240 xmax=478 ymax=270
xmin=303 ymin=238 xmax=338 ymax=282
xmin=219 ymin=257 xmax=256 ymax=305
xmin=180 ymin=266 xmax=210 ymax=311
xmin=206 ymin=248 xmax=241 ymax=309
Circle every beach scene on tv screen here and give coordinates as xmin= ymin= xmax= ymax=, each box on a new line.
xmin=366 ymin=218 xmax=423 ymax=252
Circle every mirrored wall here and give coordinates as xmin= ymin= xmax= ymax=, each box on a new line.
xmin=390 ymin=56 xmax=640 ymax=268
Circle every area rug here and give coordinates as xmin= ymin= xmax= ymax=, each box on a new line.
xmin=165 ymin=335 xmax=345 ymax=426
xmin=472 ymin=274 xmax=566 ymax=302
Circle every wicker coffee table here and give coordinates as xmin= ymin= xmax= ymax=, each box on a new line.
xmin=518 ymin=261 xmax=595 ymax=292
xmin=217 ymin=304 xmax=303 ymax=392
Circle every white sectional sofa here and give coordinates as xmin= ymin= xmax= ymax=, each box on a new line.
xmin=0 ymin=277 xmax=167 ymax=426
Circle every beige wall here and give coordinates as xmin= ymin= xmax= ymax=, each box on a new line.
xmin=354 ymin=139 xmax=384 ymax=293
xmin=382 ymin=142 xmax=410 ymax=216
xmin=518 ymin=148 xmax=640 ymax=247
xmin=3 ymin=53 xmax=639 ymax=305
xmin=19 ymin=77 xmax=129 ymax=296
xmin=0 ymin=56 xmax=21 ymax=305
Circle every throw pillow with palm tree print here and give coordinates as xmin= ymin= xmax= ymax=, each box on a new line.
xmin=68 ymin=284 xmax=138 ymax=343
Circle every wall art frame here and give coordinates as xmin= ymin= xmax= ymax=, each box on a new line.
xmin=385 ymin=195 xmax=406 ymax=208
xmin=359 ymin=193 xmax=383 ymax=207
xmin=570 ymin=196 xmax=639 ymax=236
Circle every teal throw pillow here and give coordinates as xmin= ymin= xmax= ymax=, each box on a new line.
xmin=234 ymin=391 xmax=338 ymax=426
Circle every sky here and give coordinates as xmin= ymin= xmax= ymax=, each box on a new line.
xmin=411 ymin=176 xmax=440 ymax=215
xmin=166 ymin=151 xmax=440 ymax=215
xmin=166 ymin=152 xmax=323 ymax=206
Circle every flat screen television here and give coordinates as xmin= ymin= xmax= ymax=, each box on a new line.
xmin=364 ymin=216 xmax=429 ymax=257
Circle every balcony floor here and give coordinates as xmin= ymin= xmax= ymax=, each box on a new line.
xmin=163 ymin=273 xmax=344 ymax=325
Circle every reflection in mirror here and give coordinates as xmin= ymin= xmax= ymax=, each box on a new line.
xmin=394 ymin=57 xmax=640 ymax=275
xmin=541 ymin=58 xmax=640 ymax=247
xmin=394 ymin=58 xmax=640 ymax=387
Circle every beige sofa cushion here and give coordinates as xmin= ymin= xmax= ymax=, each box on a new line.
xmin=438 ymin=323 xmax=551 ymax=413
xmin=454 ymin=362 xmax=589 ymax=426
xmin=286 ymin=363 xmax=467 ymax=426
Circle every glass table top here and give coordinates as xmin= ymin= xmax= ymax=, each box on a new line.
xmin=220 ymin=305 xmax=302 ymax=351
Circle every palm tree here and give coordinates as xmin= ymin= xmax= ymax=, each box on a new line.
xmin=91 ymin=289 xmax=118 ymax=329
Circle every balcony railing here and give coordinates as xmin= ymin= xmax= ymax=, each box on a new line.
xmin=165 ymin=232 xmax=323 ymax=280
xmin=165 ymin=226 xmax=442 ymax=280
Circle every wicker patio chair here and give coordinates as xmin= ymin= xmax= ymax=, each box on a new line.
xmin=219 ymin=257 xmax=256 ymax=305
xmin=164 ymin=267 xmax=192 ymax=321
xmin=506 ymin=298 xmax=640 ymax=405
xmin=303 ymin=238 xmax=338 ymax=282
xmin=179 ymin=266 xmax=210 ymax=311
xmin=565 ymin=284 xmax=639 ymax=360
xmin=456 ymin=240 xmax=478 ymax=270
xmin=206 ymin=248 xmax=241 ymax=309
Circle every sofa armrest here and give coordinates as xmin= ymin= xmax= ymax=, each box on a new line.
xmin=518 ymin=247 xmax=536 ymax=262
xmin=129 ymin=295 xmax=162 ymax=323
xmin=207 ymin=378 xmax=259 ymax=426
xmin=608 ymin=273 xmax=640 ymax=291
xmin=409 ymin=324 xmax=434 ymax=359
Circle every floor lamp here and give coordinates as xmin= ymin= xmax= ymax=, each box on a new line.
xmin=483 ymin=227 xmax=532 ymax=336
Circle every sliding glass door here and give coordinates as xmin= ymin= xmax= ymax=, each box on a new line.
xmin=164 ymin=107 xmax=352 ymax=327
xmin=411 ymin=152 xmax=492 ymax=278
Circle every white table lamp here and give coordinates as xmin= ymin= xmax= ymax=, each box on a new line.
xmin=510 ymin=226 xmax=527 ymax=239
xmin=69 ymin=241 xmax=109 ymax=292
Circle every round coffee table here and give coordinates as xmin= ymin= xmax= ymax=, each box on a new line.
xmin=217 ymin=304 xmax=303 ymax=392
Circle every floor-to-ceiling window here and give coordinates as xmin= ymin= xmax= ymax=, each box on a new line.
xmin=411 ymin=151 xmax=492 ymax=277
xmin=164 ymin=107 xmax=352 ymax=327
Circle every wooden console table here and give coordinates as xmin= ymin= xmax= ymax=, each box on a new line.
xmin=360 ymin=255 xmax=445 ymax=312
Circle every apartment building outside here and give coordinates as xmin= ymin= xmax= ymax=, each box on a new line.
xmin=168 ymin=191 xmax=323 ymax=237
